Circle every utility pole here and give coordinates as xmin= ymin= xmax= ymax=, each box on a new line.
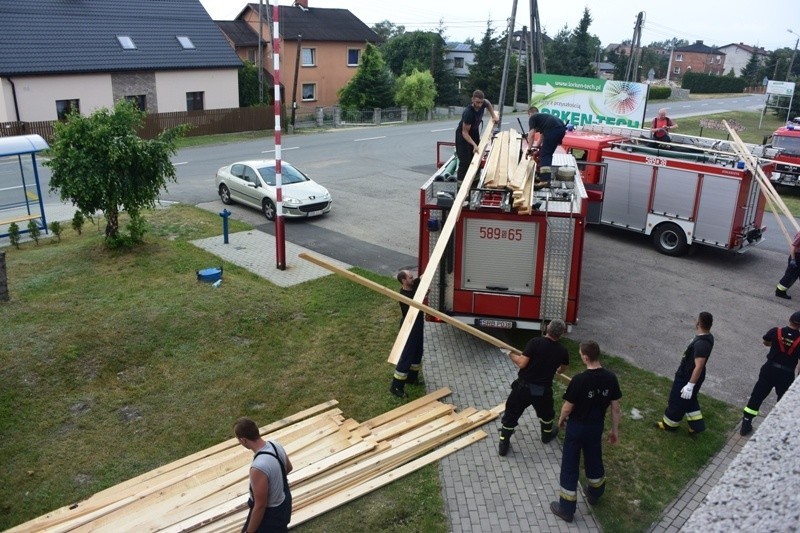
xmin=258 ymin=0 xmax=264 ymax=103
xmin=291 ymin=34 xmax=302 ymax=129
xmin=497 ymin=0 xmax=519 ymax=124
xmin=513 ymin=26 xmax=525 ymax=107
xmin=787 ymin=29 xmax=799 ymax=81
xmin=529 ymin=0 xmax=546 ymax=74
xmin=666 ymin=40 xmax=674 ymax=83
xmin=625 ymin=12 xmax=644 ymax=82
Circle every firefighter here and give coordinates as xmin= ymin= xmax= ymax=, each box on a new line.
xmin=740 ymin=311 xmax=800 ymax=436
xmin=526 ymin=106 xmax=567 ymax=183
xmin=650 ymin=108 xmax=678 ymax=143
xmin=389 ymin=270 xmax=425 ymax=398
xmin=656 ymin=312 xmax=714 ymax=434
xmin=498 ymin=319 xmax=569 ymax=456
xmin=775 ymin=230 xmax=800 ymax=299
xmin=454 ymin=89 xmax=498 ymax=182
xmin=551 ymin=340 xmax=621 ymax=523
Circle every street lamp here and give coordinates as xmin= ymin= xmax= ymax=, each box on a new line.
xmin=788 ymin=29 xmax=799 ymax=81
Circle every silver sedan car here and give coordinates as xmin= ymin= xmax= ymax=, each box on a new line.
xmin=214 ymin=159 xmax=332 ymax=220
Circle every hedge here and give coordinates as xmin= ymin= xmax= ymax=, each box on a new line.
xmin=648 ymin=87 xmax=671 ymax=100
xmin=680 ymin=72 xmax=746 ymax=94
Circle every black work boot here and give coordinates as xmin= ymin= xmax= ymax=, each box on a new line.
xmin=407 ymin=370 xmax=420 ymax=384
xmin=541 ymin=424 xmax=559 ymax=444
xmin=776 ymin=288 xmax=791 ymax=300
xmin=498 ymin=426 xmax=515 ymax=456
xmin=389 ymin=378 xmax=406 ymax=398
xmin=740 ymin=417 xmax=753 ymax=436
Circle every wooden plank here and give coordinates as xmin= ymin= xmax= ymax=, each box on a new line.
xmin=288 ymin=431 xmax=488 ymax=528
xmin=298 ymin=253 xmax=525 ymax=357
xmin=386 ymin=120 xmax=497 ymax=365
xmin=508 ymin=158 xmax=534 ymax=191
xmin=371 ymin=402 xmax=455 ymax=441
xmin=359 ymin=387 xmax=451 ymax=429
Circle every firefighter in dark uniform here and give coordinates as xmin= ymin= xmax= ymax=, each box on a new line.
xmin=389 ymin=270 xmax=425 ymax=398
xmin=775 ymin=230 xmax=800 ymax=299
xmin=740 ymin=311 xmax=800 ymax=436
xmin=551 ymin=340 xmax=621 ymax=523
xmin=526 ymin=106 xmax=567 ymax=183
xmin=498 ymin=319 xmax=569 ymax=456
xmin=455 ymin=89 xmax=498 ymax=182
xmin=656 ymin=312 xmax=714 ymax=434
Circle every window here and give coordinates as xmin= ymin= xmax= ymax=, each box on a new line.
xmin=55 ymin=99 xmax=79 ymax=120
xmin=675 ymin=53 xmax=683 ymax=62
xmin=247 ymin=49 xmax=256 ymax=63
xmin=673 ymin=67 xmax=681 ymax=75
xmin=301 ymin=83 xmax=316 ymax=101
xmin=117 ymin=35 xmax=136 ymax=50
xmin=186 ymin=91 xmax=204 ymax=111
xmin=347 ymin=48 xmax=360 ymax=66
xmin=176 ymin=36 xmax=195 ymax=49
xmin=454 ymin=57 xmax=465 ymax=68
xmin=125 ymin=95 xmax=146 ymax=111
xmin=301 ymin=48 xmax=316 ymax=66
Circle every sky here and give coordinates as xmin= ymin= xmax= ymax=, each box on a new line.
xmin=200 ymin=0 xmax=800 ymax=52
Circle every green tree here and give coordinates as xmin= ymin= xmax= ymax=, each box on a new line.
xmin=544 ymin=25 xmax=574 ymax=76
xmin=46 ymin=100 xmax=187 ymax=243
xmin=466 ymin=21 xmax=504 ymax=102
xmin=381 ymin=31 xmax=458 ymax=105
xmin=740 ymin=49 xmax=762 ymax=85
xmin=571 ymin=8 xmax=599 ymax=78
xmin=238 ymin=61 xmax=270 ymax=107
xmin=338 ymin=43 xmax=395 ymax=109
xmin=371 ymin=20 xmax=405 ymax=43
xmin=395 ymin=69 xmax=437 ymax=113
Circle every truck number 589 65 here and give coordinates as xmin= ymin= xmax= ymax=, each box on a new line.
xmin=478 ymin=226 xmax=523 ymax=240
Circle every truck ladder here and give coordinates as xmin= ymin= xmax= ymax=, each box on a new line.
xmin=539 ymin=156 xmax=577 ymax=324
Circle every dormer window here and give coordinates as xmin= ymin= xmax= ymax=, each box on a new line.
xmin=117 ymin=35 xmax=136 ymax=50
xmin=177 ymin=36 xmax=195 ymax=50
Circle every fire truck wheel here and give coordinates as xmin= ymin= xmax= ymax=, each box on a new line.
xmin=653 ymin=223 xmax=689 ymax=256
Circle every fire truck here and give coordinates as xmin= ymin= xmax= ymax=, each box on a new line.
xmin=561 ymin=124 xmax=770 ymax=256
xmin=418 ymin=136 xmax=587 ymax=331
xmin=765 ymin=119 xmax=800 ymax=187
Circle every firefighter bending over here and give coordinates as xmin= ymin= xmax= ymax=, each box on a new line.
xmin=526 ymin=106 xmax=567 ymax=183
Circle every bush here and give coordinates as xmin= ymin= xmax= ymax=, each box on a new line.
xmin=681 ymin=72 xmax=746 ymax=94
xmin=72 ymin=211 xmax=85 ymax=235
xmin=49 ymin=221 xmax=63 ymax=242
xmin=8 ymin=222 xmax=20 ymax=249
xmin=27 ymin=220 xmax=40 ymax=245
xmin=648 ymin=86 xmax=671 ymax=100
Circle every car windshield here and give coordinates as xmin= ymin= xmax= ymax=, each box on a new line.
xmin=774 ymin=134 xmax=800 ymax=156
xmin=258 ymin=163 xmax=310 ymax=186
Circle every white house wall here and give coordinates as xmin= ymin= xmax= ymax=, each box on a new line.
xmin=3 ymin=74 xmax=114 ymax=122
xmin=154 ymin=69 xmax=239 ymax=112
xmin=0 ymin=78 xmax=15 ymax=123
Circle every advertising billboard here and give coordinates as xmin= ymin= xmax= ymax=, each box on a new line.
xmin=530 ymin=74 xmax=650 ymax=128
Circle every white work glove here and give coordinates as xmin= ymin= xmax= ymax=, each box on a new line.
xmin=680 ymin=383 xmax=695 ymax=400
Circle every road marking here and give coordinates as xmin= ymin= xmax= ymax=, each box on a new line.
xmin=431 ymin=128 xmax=451 ymax=132
xmin=354 ymin=136 xmax=386 ymax=142
xmin=173 ymin=161 xmax=188 ymax=166
xmin=262 ymin=146 xmax=299 ymax=153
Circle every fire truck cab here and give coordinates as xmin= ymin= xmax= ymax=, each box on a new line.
xmin=562 ymin=125 xmax=768 ymax=256
xmin=766 ymin=119 xmax=800 ymax=187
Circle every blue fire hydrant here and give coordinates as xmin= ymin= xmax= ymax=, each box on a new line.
xmin=219 ymin=209 xmax=231 ymax=244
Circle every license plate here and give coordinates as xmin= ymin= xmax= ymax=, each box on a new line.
xmin=475 ymin=318 xmax=515 ymax=329
xmin=307 ymin=209 xmax=323 ymax=217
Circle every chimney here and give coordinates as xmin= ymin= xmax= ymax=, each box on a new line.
xmin=695 ymin=40 xmax=703 ymax=45
xmin=294 ymin=0 xmax=308 ymax=7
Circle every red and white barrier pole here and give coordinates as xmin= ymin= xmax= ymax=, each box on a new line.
xmin=272 ymin=3 xmax=286 ymax=270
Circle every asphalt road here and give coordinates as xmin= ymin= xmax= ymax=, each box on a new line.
xmin=32 ymin=94 xmax=794 ymax=410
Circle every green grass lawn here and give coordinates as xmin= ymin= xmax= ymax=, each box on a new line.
xmin=0 ymin=206 xmax=740 ymax=532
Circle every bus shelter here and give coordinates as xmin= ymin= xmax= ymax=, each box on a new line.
xmin=0 ymin=134 xmax=49 ymax=239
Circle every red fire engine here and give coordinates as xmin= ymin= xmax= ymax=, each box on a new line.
xmin=562 ymin=125 xmax=769 ymax=255
xmin=766 ymin=119 xmax=800 ymax=187
xmin=418 ymin=138 xmax=587 ymax=331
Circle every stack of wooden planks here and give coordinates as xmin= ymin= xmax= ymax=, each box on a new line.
xmin=480 ymin=130 xmax=537 ymax=214
xmin=11 ymin=389 xmax=499 ymax=532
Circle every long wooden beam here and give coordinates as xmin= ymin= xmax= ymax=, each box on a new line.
xmin=299 ymin=251 xmax=522 ymax=355
xmin=387 ymin=120 xmax=499 ymax=365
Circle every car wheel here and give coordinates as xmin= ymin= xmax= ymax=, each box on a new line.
xmin=652 ymin=222 xmax=689 ymax=256
xmin=219 ymin=184 xmax=232 ymax=205
xmin=262 ymin=198 xmax=276 ymax=221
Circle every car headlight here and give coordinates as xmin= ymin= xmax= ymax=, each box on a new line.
xmin=320 ymin=191 xmax=331 ymax=201
xmin=284 ymin=197 xmax=302 ymax=206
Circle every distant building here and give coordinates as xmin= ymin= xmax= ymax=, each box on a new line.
xmin=717 ymin=42 xmax=768 ymax=77
xmin=669 ymin=40 xmax=726 ymax=82
xmin=445 ymin=43 xmax=475 ymax=91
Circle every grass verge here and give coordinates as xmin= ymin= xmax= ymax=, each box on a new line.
xmin=1 ymin=206 xmax=739 ymax=532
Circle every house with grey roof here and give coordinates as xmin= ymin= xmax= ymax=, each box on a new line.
xmin=445 ymin=43 xmax=475 ymax=91
xmin=717 ymin=42 xmax=769 ymax=77
xmin=0 ymin=0 xmax=243 ymax=123
xmin=234 ymin=0 xmax=379 ymax=111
